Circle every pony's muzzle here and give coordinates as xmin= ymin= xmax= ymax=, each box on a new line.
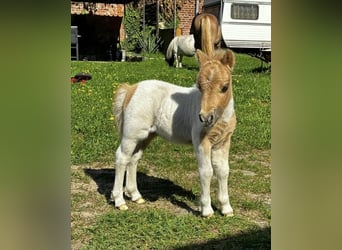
xmin=199 ymin=112 xmax=215 ymax=127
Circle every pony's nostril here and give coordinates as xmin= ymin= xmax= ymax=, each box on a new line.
xmin=208 ymin=115 xmax=214 ymax=123
xmin=199 ymin=113 xmax=215 ymax=126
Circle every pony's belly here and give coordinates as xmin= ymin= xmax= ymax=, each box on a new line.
xmin=156 ymin=128 xmax=192 ymax=144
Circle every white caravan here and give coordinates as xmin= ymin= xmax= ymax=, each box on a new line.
xmin=203 ymin=0 xmax=271 ymax=62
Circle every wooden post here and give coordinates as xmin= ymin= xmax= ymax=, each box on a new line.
xmin=156 ymin=0 xmax=159 ymax=37
xmin=174 ymin=0 xmax=177 ymax=37
xmin=195 ymin=0 xmax=199 ymax=15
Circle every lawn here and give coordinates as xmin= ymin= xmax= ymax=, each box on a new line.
xmin=71 ymin=52 xmax=271 ymax=249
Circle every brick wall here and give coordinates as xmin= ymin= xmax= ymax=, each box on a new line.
xmin=71 ymin=1 xmax=204 ymax=39
xmin=178 ymin=0 xmax=204 ymax=35
xmin=71 ymin=1 xmax=125 ymax=42
xmin=71 ymin=2 xmax=124 ymax=17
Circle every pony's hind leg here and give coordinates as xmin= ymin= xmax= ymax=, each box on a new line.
xmin=111 ymin=138 xmax=142 ymax=210
xmin=125 ymin=134 xmax=156 ymax=204
xmin=111 ymin=143 xmax=133 ymax=210
xmin=111 ymin=131 xmax=156 ymax=210
xmin=124 ymin=150 xmax=145 ymax=203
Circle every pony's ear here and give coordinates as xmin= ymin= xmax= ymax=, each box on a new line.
xmin=221 ymin=49 xmax=235 ymax=70
xmin=196 ymin=49 xmax=209 ymax=66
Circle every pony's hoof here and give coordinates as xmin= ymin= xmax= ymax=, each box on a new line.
xmin=223 ymin=212 xmax=234 ymax=217
xmin=202 ymin=213 xmax=214 ymax=218
xmin=200 ymin=206 xmax=214 ymax=218
xmin=118 ymin=204 xmax=128 ymax=211
xmin=124 ymin=192 xmax=131 ymax=198
xmin=135 ymin=198 xmax=146 ymax=204
xmin=110 ymin=193 xmax=115 ymax=202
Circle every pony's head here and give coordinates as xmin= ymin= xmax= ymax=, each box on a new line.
xmin=196 ymin=49 xmax=235 ymax=127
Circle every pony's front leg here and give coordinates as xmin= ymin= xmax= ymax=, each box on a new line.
xmin=179 ymin=55 xmax=183 ymax=68
xmin=196 ymin=139 xmax=214 ymax=217
xmin=174 ymin=52 xmax=179 ymax=68
xmin=212 ymin=145 xmax=233 ymax=216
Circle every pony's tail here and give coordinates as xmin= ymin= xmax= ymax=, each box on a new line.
xmin=165 ymin=38 xmax=175 ymax=66
xmin=201 ymin=16 xmax=213 ymax=56
xmin=113 ymin=84 xmax=138 ymax=139
xmin=113 ymin=85 xmax=128 ymax=139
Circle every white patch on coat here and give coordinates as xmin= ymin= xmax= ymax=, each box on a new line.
xmin=221 ymin=98 xmax=234 ymax=123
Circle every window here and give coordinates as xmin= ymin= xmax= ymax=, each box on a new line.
xmin=231 ymin=4 xmax=259 ymax=20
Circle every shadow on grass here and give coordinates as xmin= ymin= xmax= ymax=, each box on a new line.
xmin=168 ymin=64 xmax=198 ymax=71
xmin=84 ymin=168 xmax=198 ymax=214
xmin=175 ymin=226 xmax=271 ymax=250
xmin=184 ymin=65 xmax=199 ymax=71
xmin=251 ymin=65 xmax=271 ymax=73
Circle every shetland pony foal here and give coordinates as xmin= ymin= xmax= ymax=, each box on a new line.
xmin=111 ymin=49 xmax=236 ymax=217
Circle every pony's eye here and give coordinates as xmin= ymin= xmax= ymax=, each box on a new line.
xmin=221 ymin=85 xmax=228 ymax=93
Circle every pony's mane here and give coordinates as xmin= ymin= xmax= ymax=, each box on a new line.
xmin=201 ymin=16 xmax=213 ymax=56
xmin=197 ymin=49 xmax=235 ymax=72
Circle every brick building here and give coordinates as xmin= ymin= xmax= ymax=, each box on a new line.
xmin=178 ymin=0 xmax=203 ymax=35
xmin=71 ymin=0 xmax=204 ymax=60
xmin=71 ymin=1 xmax=127 ymax=61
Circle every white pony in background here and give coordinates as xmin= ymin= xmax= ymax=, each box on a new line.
xmin=165 ymin=34 xmax=196 ymax=68
xmin=112 ymin=49 xmax=236 ymax=217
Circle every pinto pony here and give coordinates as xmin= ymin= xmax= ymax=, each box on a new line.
xmin=190 ymin=13 xmax=222 ymax=56
xmin=111 ymin=49 xmax=236 ymax=217
xmin=165 ymin=34 xmax=196 ymax=68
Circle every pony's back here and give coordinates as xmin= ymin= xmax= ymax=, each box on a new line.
xmin=178 ymin=35 xmax=196 ymax=56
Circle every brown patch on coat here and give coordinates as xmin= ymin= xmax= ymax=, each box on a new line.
xmin=196 ymin=49 xmax=235 ymax=124
xmin=200 ymin=113 xmax=236 ymax=148
xmin=209 ymin=112 xmax=236 ymax=149
xmin=197 ymin=60 xmax=233 ymax=115
xmin=122 ymin=83 xmax=138 ymax=111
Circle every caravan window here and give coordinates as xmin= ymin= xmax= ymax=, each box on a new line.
xmin=231 ymin=3 xmax=259 ymax=20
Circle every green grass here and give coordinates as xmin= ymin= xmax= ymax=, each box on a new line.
xmin=71 ymin=52 xmax=271 ymax=249
xmin=86 ymin=210 xmax=269 ymax=249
